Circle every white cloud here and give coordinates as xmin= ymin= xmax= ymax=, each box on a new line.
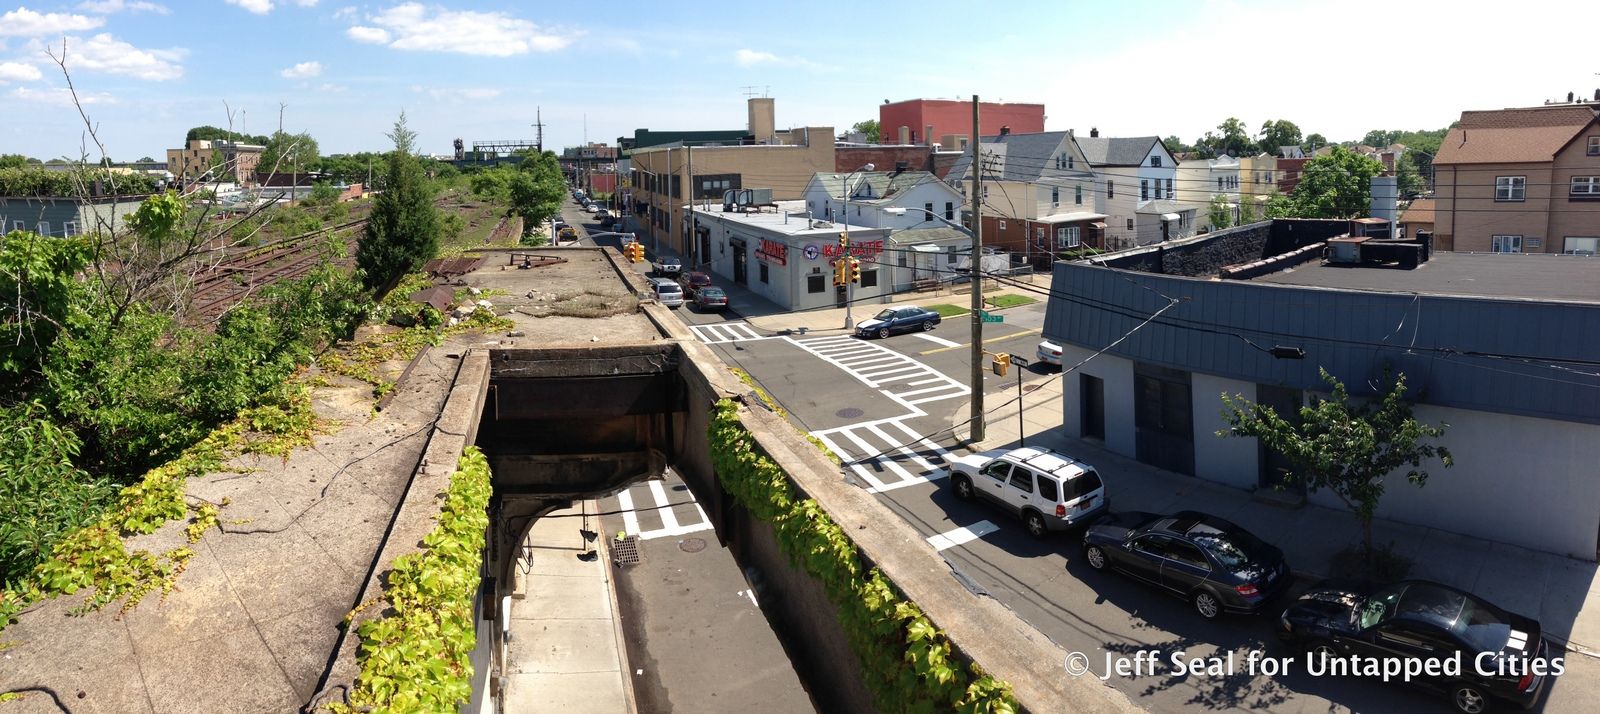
xmin=52 ymin=34 xmax=185 ymax=81
xmin=346 ymin=25 xmax=390 ymax=44
xmin=349 ymin=3 xmax=573 ymax=57
xmin=9 ymin=86 xmax=115 ymax=106
xmin=0 ymin=7 xmax=105 ymax=36
xmin=77 ymin=0 xmax=169 ymax=14
xmin=294 ymin=0 xmax=319 ymax=6
xmin=317 ymin=82 xmax=346 ymax=92
xmin=332 ymin=5 xmax=355 ymax=19
xmin=224 ymin=0 xmax=273 ymax=13
xmin=733 ymin=48 xmax=830 ymax=71
xmin=411 ymin=85 xmax=502 ymax=101
xmin=280 ymin=60 xmax=322 ymax=78
xmin=0 ymin=61 xmax=43 ymax=83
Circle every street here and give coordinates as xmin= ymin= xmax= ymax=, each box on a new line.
xmin=561 ymin=199 xmax=1600 ymax=714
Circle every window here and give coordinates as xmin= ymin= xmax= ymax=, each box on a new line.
xmin=1140 ymin=180 xmax=1149 ymax=201
xmin=924 ymin=202 xmax=934 ymax=219
xmin=1491 ymin=235 xmax=1523 ymax=253
xmin=980 ymin=460 xmax=1011 ymax=482
xmin=998 ymin=220 xmax=1006 ymax=230
xmin=1164 ymin=540 xmax=1210 ymax=569
xmin=1068 ymin=156 xmax=1075 ymax=170
xmin=981 ymin=186 xmax=988 ymax=199
xmin=1070 ymin=470 xmax=1103 ymax=498
xmin=1165 ymin=178 xmax=1174 ymax=199
xmin=1075 ymin=185 xmax=1083 ymax=204
xmin=1495 ymin=176 xmax=1526 ymax=201
xmin=1564 ymin=237 xmax=1600 ymax=254
xmin=1106 ymin=180 xmax=1114 ymax=199
xmin=1571 ymin=177 xmax=1600 ymax=196
xmin=1051 ymin=187 xmax=1060 ymax=205
xmin=1589 ymin=136 xmax=1600 ymax=156
xmin=1151 ymin=156 xmax=1162 ymax=168
xmin=860 ymin=269 xmax=878 ymax=288
xmin=63 ymin=221 xmax=79 ymax=236
xmin=695 ymin=173 xmax=740 ymax=199
xmin=11 ymin=220 xmax=24 ymax=232
xmin=807 ymin=273 xmax=826 ymax=293
xmin=1007 ymin=469 xmax=1035 ymax=494
xmin=1126 ymin=218 xmax=1134 ymax=231
xmin=1036 ymin=227 xmax=1047 ymax=241
xmin=1036 ymin=477 xmax=1059 ymax=502
xmin=36 ymin=221 xmax=50 ymax=236
xmin=944 ymin=202 xmax=954 ymax=220
xmin=1056 ymin=226 xmax=1080 ymax=249
xmin=1217 ymin=177 xmax=1224 ymax=191
xmin=758 ymin=263 xmax=769 ymax=283
xmin=1131 ymin=535 xmax=1172 ymax=558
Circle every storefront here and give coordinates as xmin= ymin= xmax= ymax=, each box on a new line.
xmin=690 ymin=203 xmax=891 ymax=312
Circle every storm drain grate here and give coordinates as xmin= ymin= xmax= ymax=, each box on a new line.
xmin=611 ymin=535 xmax=642 ymax=567
xmin=835 ymin=407 xmax=865 ymax=419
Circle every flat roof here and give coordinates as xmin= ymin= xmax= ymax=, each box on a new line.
xmin=1253 ymin=251 xmax=1600 ymax=304
xmin=690 ymin=201 xmax=885 ymax=238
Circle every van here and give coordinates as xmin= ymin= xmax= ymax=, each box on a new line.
xmin=650 ymin=278 xmax=684 ymax=308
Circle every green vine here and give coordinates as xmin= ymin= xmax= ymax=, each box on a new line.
xmin=708 ymin=400 xmax=1016 ymax=713
xmin=330 ymin=446 xmax=491 ymax=713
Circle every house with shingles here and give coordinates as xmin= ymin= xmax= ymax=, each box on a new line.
xmin=801 ymin=171 xmax=964 ymax=231
xmin=943 ymin=130 xmax=1106 ymax=265
xmin=1176 ymin=155 xmax=1241 ymax=230
xmin=1075 ymin=132 xmax=1195 ymax=247
xmin=1432 ymin=102 xmax=1600 ymax=253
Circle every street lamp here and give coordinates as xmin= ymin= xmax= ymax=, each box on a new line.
xmin=839 ymin=163 xmax=875 ymax=330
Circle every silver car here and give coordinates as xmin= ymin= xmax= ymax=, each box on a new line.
xmin=948 ymin=446 xmax=1109 ymax=537
xmin=650 ymin=278 xmax=684 ymax=308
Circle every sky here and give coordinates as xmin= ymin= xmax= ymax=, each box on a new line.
xmin=1 ymin=0 xmax=1597 ymax=160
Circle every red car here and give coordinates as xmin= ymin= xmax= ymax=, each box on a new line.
xmin=694 ymin=286 xmax=729 ymax=311
xmin=678 ymin=271 xmax=713 ymax=298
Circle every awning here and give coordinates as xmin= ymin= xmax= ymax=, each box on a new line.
xmin=912 ymin=244 xmax=943 ymax=252
xmin=1036 ymin=211 xmax=1109 ymax=223
xmin=1160 ymin=213 xmax=1181 ymax=221
xmin=1090 ymin=222 xmax=1107 ymax=229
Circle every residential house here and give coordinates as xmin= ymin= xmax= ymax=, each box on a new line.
xmin=801 ymin=171 xmax=965 ymax=231
xmin=942 ymin=129 xmax=1106 ymax=263
xmin=1176 ymin=155 xmax=1241 ymax=230
xmin=879 ymin=98 xmax=1044 ymax=148
xmin=0 ymin=194 xmax=147 ymax=237
xmin=1238 ymin=153 xmax=1279 ymax=212
xmin=166 ymin=139 xmax=264 ymax=187
xmin=627 ymin=98 xmax=836 ymax=266
xmin=1432 ymin=102 xmax=1600 ymax=253
xmin=1398 ymin=198 xmax=1435 ymax=238
xmin=1075 ymin=131 xmax=1194 ymax=247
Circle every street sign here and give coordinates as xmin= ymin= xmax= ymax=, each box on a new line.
xmin=981 ymin=311 xmax=1004 ymax=324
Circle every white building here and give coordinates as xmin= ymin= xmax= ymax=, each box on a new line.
xmin=801 ymin=171 xmax=966 ymax=231
xmin=689 ymin=201 xmax=891 ymax=311
xmin=1176 ymin=155 xmax=1241 ymax=230
xmin=1074 ymin=132 xmax=1195 ymax=247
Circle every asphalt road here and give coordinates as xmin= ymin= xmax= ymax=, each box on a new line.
xmin=563 ymin=198 xmax=1600 ymax=713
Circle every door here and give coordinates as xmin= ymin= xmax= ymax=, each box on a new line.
xmin=1134 ymin=364 xmax=1194 ymax=475
xmin=977 ymin=460 xmax=1012 ymax=506
xmin=1080 ymin=374 xmax=1105 ymax=440
xmin=1123 ymin=535 xmax=1170 ymax=585
xmin=1006 ymin=467 xmax=1038 ymax=516
xmin=1256 ymin=385 xmax=1305 ymax=493
xmin=1159 ymin=539 xmax=1214 ymax=595
xmin=731 ymin=239 xmax=747 ymax=285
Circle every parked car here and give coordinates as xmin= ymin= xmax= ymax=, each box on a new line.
xmin=585 ymin=203 xmax=600 ymax=214
xmin=1279 ymin=580 xmax=1553 ymax=713
xmin=557 ymin=227 xmax=578 ymax=242
xmin=599 ymin=214 xmax=617 ymax=228
xmin=854 ymin=306 xmax=942 ymax=339
xmin=649 ymin=278 xmax=684 ymax=308
xmin=948 ymin=446 xmax=1108 ymax=538
xmin=1037 ymin=338 xmax=1064 ymax=368
xmin=694 ymin=286 xmax=728 ymax=311
xmin=678 ymin=271 xmax=712 ymax=298
xmin=653 ymin=256 xmax=682 ymax=277
xmin=1082 ymin=510 xmax=1290 ymax=619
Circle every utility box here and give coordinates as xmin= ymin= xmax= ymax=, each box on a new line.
xmin=1326 ymin=235 xmax=1370 ymax=264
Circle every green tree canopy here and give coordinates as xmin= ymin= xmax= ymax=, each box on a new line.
xmin=1305 ymin=133 xmax=1327 ymax=150
xmin=1284 ymin=146 xmax=1382 ymax=218
xmin=1207 ymin=195 xmax=1235 ymax=231
xmin=507 ymin=151 xmax=566 ymax=228
xmin=851 ymin=119 xmax=881 ymax=143
xmin=1199 ymin=117 xmax=1255 ymax=157
xmin=258 ymin=131 xmax=320 ymax=178
xmin=184 ymin=126 xmax=269 ymax=145
xmin=357 ymin=112 xmax=440 ymax=294
xmin=1257 ymin=119 xmax=1303 ymax=155
xmin=0 ymin=155 xmax=32 ymax=170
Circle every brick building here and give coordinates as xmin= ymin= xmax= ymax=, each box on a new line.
xmin=878 ymin=98 xmax=1044 ymax=148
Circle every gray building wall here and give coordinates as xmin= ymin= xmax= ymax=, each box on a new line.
xmin=0 ymin=196 xmax=145 ymax=236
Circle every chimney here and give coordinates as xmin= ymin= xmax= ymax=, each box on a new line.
xmin=1594 ymin=88 xmax=1599 ymax=101
xmin=898 ymin=125 xmax=910 ymax=144
xmin=747 ymin=97 xmax=776 ymax=144
xmin=1568 ymin=91 xmax=1576 ymax=103
xmin=924 ymin=124 xmax=934 ymax=146
xmin=999 ymin=125 xmax=1010 ymax=136
xmin=1090 ymin=127 xmax=1099 ymax=138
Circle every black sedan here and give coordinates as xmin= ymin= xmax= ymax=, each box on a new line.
xmin=1082 ymin=510 xmax=1290 ymax=619
xmin=854 ymin=306 xmax=941 ymax=339
xmin=1279 ymin=580 xmax=1554 ymax=713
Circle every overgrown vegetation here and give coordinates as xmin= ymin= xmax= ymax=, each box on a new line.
xmin=466 ymin=150 xmax=566 ymax=233
xmin=333 ymin=447 xmax=491 ymax=712
xmin=357 ymin=112 xmax=442 ymax=295
xmin=0 ymin=167 xmax=160 ymax=197
xmin=709 ymin=400 xmax=1016 ymax=712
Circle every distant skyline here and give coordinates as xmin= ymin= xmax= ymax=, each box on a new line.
xmin=1 ymin=0 xmax=1596 ymax=160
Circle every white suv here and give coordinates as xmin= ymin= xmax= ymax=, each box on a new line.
xmin=948 ymin=446 xmax=1108 ymax=537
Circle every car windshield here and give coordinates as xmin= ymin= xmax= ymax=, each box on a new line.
xmin=1358 ymin=583 xmax=1407 ymax=630
xmin=874 ymin=309 xmax=896 ymax=320
xmin=700 ymin=288 xmax=724 ymax=298
xmin=1188 ymin=526 xmax=1269 ymax=571
xmin=1395 ymin=585 xmax=1513 ymax=653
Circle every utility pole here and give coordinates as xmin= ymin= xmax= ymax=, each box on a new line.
xmin=533 ymin=106 xmax=545 ymax=153
xmin=968 ymin=95 xmax=986 ymax=443
xmin=686 ymin=143 xmax=695 ymax=267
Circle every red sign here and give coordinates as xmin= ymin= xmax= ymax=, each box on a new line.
xmin=756 ymin=238 xmax=788 ymax=266
xmin=820 ymin=239 xmax=883 ymax=259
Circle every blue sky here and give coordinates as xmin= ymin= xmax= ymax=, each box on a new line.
xmin=1 ymin=0 xmax=1595 ymax=160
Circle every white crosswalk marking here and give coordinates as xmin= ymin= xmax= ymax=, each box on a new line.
xmin=688 ymin=322 xmax=769 ymax=344
xmin=611 ymin=477 xmax=714 ymax=541
xmin=927 ymin=521 xmax=1000 ymax=551
xmin=912 ymin=333 xmax=960 ymax=348
xmin=788 ymin=335 xmax=968 ymax=405
xmin=811 ymin=417 xmax=953 ymax=494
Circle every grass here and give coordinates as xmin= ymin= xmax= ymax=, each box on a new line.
xmin=925 ymin=303 xmax=970 ymax=318
xmin=985 ymin=294 xmax=1038 ymax=309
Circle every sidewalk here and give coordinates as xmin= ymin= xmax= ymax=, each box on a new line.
xmin=503 ymin=502 xmax=635 ymax=713
xmin=950 ymin=376 xmax=1600 ymax=656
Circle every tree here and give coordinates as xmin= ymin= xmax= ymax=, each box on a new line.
xmin=1360 ymin=129 xmax=1400 ymax=148
xmin=357 ymin=112 xmax=440 ymax=294
xmin=1395 ymin=153 xmax=1426 ymax=198
xmin=1304 ymin=133 xmax=1327 ymax=151
xmin=507 ymin=151 xmax=568 ymax=229
xmin=135 ymin=156 xmax=156 ymax=163
xmin=851 ymin=119 xmax=881 ymax=143
xmin=1199 ymin=117 xmax=1255 ymax=157
xmin=1162 ymin=136 xmax=1196 ymax=155
xmin=1257 ymin=119 xmax=1302 ymax=155
xmin=1285 ymin=146 xmax=1382 ymax=218
xmin=0 ymin=154 xmax=30 ymax=170
xmin=1207 ymin=195 xmax=1234 ymax=231
xmin=259 ymin=131 xmax=320 ymax=182
xmin=1219 ymin=368 xmax=1452 ymax=555
xmin=185 ymin=125 xmax=269 ymax=145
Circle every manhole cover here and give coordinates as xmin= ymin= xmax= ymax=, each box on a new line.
xmin=611 ymin=535 xmax=642 ymax=567
xmin=835 ymin=407 xmax=865 ymax=419
xmin=679 ymin=537 xmax=707 ymax=553
xmin=1022 ymin=384 xmax=1041 ymax=394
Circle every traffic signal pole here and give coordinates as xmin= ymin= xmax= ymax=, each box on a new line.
xmin=968 ymin=95 xmax=985 ymax=443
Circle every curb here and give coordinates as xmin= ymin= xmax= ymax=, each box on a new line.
xmin=594 ymin=500 xmax=641 ymax=714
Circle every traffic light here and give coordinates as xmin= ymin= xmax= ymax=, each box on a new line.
xmin=833 ymin=258 xmax=847 ymax=286
xmin=624 ymin=243 xmax=643 ymax=263
xmin=991 ymin=353 xmax=1011 ymax=377
xmin=849 ymin=256 xmax=862 ymax=283
xmin=838 ymin=232 xmax=849 ymax=249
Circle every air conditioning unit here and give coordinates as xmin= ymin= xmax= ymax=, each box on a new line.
xmin=1326 ymin=236 xmax=1369 ymax=264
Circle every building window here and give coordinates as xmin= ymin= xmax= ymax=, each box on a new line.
xmin=1589 ymin=137 xmax=1600 ymax=156
xmin=1495 ymin=176 xmax=1526 ymax=201
xmin=1165 ymin=178 xmax=1174 ymax=199
xmin=860 ymin=269 xmax=878 ymax=288
xmin=11 ymin=220 xmax=24 ymax=232
xmin=1150 ymin=156 xmax=1162 ymax=168
xmin=1140 ymin=180 xmax=1149 ymax=201
xmin=944 ymin=202 xmax=954 ymax=220
xmin=695 ymin=173 xmax=740 ymax=199
xmin=758 ymin=262 xmax=769 ymax=283
xmin=998 ymin=220 xmax=1006 ymax=230
xmin=1051 ymin=187 xmax=1060 ymax=205
xmin=1056 ymin=226 xmax=1080 ymax=249
xmin=1571 ymin=176 xmax=1600 ymax=196
xmin=1075 ymin=185 xmax=1083 ymax=204
xmin=1068 ymin=156 xmax=1075 ymax=170
xmin=37 ymin=221 xmax=50 ymax=236
xmin=1217 ymin=177 xmax=1224 ymax=191
xmin=1564 ymin=236 xmax=1599 ymax=254
xmin=807 ymin=273 xmax=825 ymax=293
xmin=1107 ymin=180 xmax=1114 ymax=198
xmin=1491 ymin=235 xmax=1523 ymax=253
xmin=981 ymin=186 xmax=988 ymax=199
xmin=63 ymin=221 xmax=79 ymax=236
xmin=1126 ymin=218 xmax=1134 ymax=231
xmin=924 ymin=202 xmax=933 ymax=219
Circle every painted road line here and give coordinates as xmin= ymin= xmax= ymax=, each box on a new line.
xmin=926 ymin=521 xmax=1001 ymax=551
xmin=907 ymin=377 xmax=944 ymax=386
xmin=888 ymin=419 xmax=955 ymax=462
xmin=918 ymin=326 xmax=1043 ymax=355
xmin=864 ymin=423 xmax=941 ymax=473
xmin=837 ymin=428 xmax=921 ymax=486
xmin=689 ymin=322 xmax=769 ymax=344
xmin=906 ymin=390 xmax=971 ymax=405
xmin=647 ymin=480 xmax=680 ymax=532
xmin=894 ymin=384 xmax=961 ymax=399
xmin=912 ymin=333 xmax=960 ymax=348
xmin=617 ymin=489 xmax=641 ymax=538
xmin=859 ymin=365 xmax=926 ymax=381
xmin=810 ymin=432 xmax=889 ymax=491
xmin=616 ymin=479 xmax=715 ymax=540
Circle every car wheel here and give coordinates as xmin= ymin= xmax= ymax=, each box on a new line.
xmin=922 ymin=320 xmax=935 ymax=331
xmin=1450 ymin=683 xmax=1491 ymax=714
xmin=1191 ymin=590 xmax=1222 ymax=620
xmin=1084 ymin=544 xmax=1108 ymax=570
xmin=1304 ymin=639 xmax=1339 ymax=666
xmin=1023 ymin=510 xmax=1047 ymax=538
xmin=878 ymin=327 xmax=891 ymax=339
xmin=952 ymin=475 xmax=974 ymax=501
